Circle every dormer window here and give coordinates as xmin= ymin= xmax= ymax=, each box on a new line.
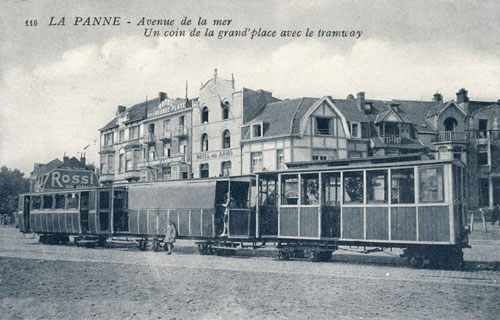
xmin=315 ymin=117 xmax=333 ymax=135
xmin=201 ymin=106 xmax=209 ymax=124
xmin=222 ymin=101 xmax=230 ymax=120
xmin=364 ymin=103 xmax=372 ymax=113
xmin=252 ymin=123 xmax=262 ymax=138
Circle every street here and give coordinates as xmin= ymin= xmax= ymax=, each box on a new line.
xmin=1 ymin=226 xmax=500 ymax=319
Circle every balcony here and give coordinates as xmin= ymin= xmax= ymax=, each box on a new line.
xmin=158 ymin=130 xmax=172 ymax=141
xmin=383 ymin=135 xmax=401 ymax=144
xmin=434 ymin=131 xmax=467 ymax=143
xmin=138 ymin=153 xmax=187 ymax=168
xmin=143 ymin=133 xmax=156 ymax=144
xmin=123 ymin=170 xmax=140 ymax=180
xmin=173 ymin=126 xmax=188 ymax=138
xmin=99 ymin=173 xmax=115 ymax=183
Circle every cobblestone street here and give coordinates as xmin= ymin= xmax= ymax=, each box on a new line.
xmin=1 ymin=226 xmax=500 ymax=319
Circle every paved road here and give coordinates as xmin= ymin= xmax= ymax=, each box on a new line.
xmin=1 ymin=227 xmax=500 ymax=319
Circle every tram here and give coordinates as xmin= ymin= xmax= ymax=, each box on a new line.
xmin=17 ymin=156 xmax=469 ymax=268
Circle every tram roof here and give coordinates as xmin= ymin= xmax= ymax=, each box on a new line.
xmin=259 ymin=154 xmax=464 ymax=175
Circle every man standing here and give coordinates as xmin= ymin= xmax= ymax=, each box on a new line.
xmin=491 ymin=204 xmax=500 ymax=226
xmin=164 ymin=221 xmax=177 ymax=254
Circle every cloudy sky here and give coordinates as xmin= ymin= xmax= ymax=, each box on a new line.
xmin=1 ymin=0 xmax=500 ymax=175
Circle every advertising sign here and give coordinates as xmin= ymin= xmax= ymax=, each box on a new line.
xmin=43 ymin=169 xmax=99 ymax=190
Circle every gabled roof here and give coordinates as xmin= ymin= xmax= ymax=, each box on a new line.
xmin=100 ymin=97 xmax=161 ymax=131
xmin=243 ymin=98 xmax=317 ymax=139
xmin=374 ymin=108 xmax=404 ymax=124
xmin=330 ymin=99 xmax=370 ymax=122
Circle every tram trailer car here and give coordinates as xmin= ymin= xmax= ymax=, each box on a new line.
xmin=18 ymin=158 xmax=469 ymax=268
xmin=256 ymin=158 xmax=470 ymax=268
xmin=17 ymin=176 xmax=257 ymax=252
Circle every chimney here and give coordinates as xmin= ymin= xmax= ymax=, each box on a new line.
xmin=390 ymin=102 xmax=400 ymax=112
xmin=456 ymin=88 xmax=469 ymax=103
xmin=356 ymin=92 xmax=365 ymax=112
xmin=116 ymin=105 xmax=126 ymax=115
xmin=63 ymin=155 xmax=69 ymax=164
xmin=80 ymin=154 xmax=86 ymax=167
xmin=346 ymin=94 xmax=354 ymax=100
xmin=159 ymin=92 xmax=168 ymax=102
xmin=433 ymin=92 xmax=443 ymax=103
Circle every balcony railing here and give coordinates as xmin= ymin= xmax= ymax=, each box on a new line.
xmin=434 ymin=131 xmax=467 ymax=143
xmin=159 ymin=130 xmax=172 ymax=141
xmin=173 ymin=126 xmax=188 ymax=137
xmin=143 ymin=133 xmax=156 ymax=144
xmin=383 ymin=135 xmax=401 ymax=144
xmin=138 ymin=153 xmax=187 ymax=168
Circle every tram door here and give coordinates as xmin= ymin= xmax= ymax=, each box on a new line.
xmin=22 ymin=195 xmax=31 ymax=233
xmin=80 ymin=192 xmax=90 ymax=233
xmin=98 ymin=190 xmax=111 ymax=232
xmin=113 ymin=187 xmax=129 ymax=232
xmin=257 ymin=174 xmax=279 ymax=237
xmin=321 ymin=173 xmax=341 ymax=238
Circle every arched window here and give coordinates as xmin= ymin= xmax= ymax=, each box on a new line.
xmin=222 ymin=130 xmax=231 ymax=149
xmin=444 ymin=117 xmax=458 ymax=131
xmin=201 ymin=106 xmax=209 ymax=124
xmin=221 ymin=101 xmax=230 ymax=120
xmin=201 ymin=133 xmax=209 ymax=151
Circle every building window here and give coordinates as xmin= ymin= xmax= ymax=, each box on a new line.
xmin=351 ymin=123 xmax=359 ymax=138
xmin=129 ymin=126 xmax=139 ymax=140
xmin=478 ymin=145 xmax=488 ymax=165
xmin=100 ymin=155 xmax=106 ymax=173
xmin=119 ymin=154 xmax=124 ymax=173
xmin=148 ymin=146 xmax=156 ymax=160
xmin=163 ymin=143 xmax=171 ymax=158
xmin=391 ymin=168 xmax=415 ymax=204
xmin=104 ymin=132 xmax=114 ymax=146
xmin=315 ymin=117 xmax=332 ymax=135
xmin=419 ymin=166 xmax=444 ymax=203
xmin=251 ymin=152 xmax=263 ymax=173
xmin=163 ymin=119 xmax=171 ymax=132
xmin=179 ymin=115 xmax=185 ymax=126
xmin=453 ymin=146 xmax=463 ymax=160
xmin=201 ymin=133 xmax=209 ymax=151
xmin=134 ymin=150 xmax=141 ymax=169
xmin=125 ymin=150 xmax=133 ymax=171
xmin=108 ymin=154 xmax=114 ymax=174
xmin=252 ymin=124 xmax=262 ymax=138
xmin=312 ymin=150 xmax=335 ymax=161
xmin=222 ymin=130 xmax=231 ymax=149
xmin=479 ymin=178 xmax=489 ymax=207
xmin=221 ymin=161 xmax=231 ymax=177
xmin=367 ymin=170 xmax=388 ymax=203
xmin=163 ymin=167 xmax=171 ymax=180
xmin=222 ymin=101 xmax=230 ymax=120
xmin=361 ymin=123 xmax=370 ymax=139
xmin=276 ymin=149 xmax=285 ymax=170
xmin=201 ymin=106 xmax=209 ymax=124
xmin=119 ymin=130 xmax=124 ymax=142
xmin=200 ymin=163 xmax=209 ymax=178
xmin=444 ymin=117 xmax=458 ymax=131
xmin=478 ymin=119 xmax=488 ymax=138
xmin=179 ymin=141 xmax=186 ymax=155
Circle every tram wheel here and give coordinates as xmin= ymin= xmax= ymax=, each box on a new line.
xmin=144 ymin=240 xmax=156 ymax=251
xmin=408 ymin=256 xmax=425 ymax=269
xmin=138 ymin=240 xmax=147 ymax=251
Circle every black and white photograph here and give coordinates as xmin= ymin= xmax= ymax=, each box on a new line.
xmin=1 ymin=0 xmax=500 ymax=319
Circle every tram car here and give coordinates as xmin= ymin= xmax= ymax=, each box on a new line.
xmin=17 ymin=156 xmax=469 ymax=268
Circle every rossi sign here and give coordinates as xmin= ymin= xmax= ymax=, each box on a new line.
xmin=43 ymin=169 xmax=99 ymax=190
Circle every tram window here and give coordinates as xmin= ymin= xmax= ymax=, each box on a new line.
xmin=259 ymin=177 xmax=277 ymax=206
xmin=419 ymin=167 xmax=444 ymax=203
xmin=100 ymin=191 xmax=110 ymax=209
xmin=322 ymin=173 xmax=340 ymax=206
xmin=343 ymin=171 xmax=364 ymax=204
xmin=66 ymin=194 xmax=79 ymax=209
xmin=32 ymin=196 xmax=41 ymax=209
xmin=391 ymin=168 xmax=415 ymax=204
xmin=301 ymin=173 xmax=319 ymax=205
xmin=43 ymin=195 xmax=53 ymax=209
xmin=231 ymin=182 xmax=250 ymax=209
xmin=55 ymin=194 xmax=66 ymax=209
xmin=281 ymin=175 xmax=299 ymax=205
xmin=367 ymin=170 xmax=388 ymax=203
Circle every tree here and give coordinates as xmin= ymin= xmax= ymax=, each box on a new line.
xmin=0 ymin=166 xmax=30 ymax=218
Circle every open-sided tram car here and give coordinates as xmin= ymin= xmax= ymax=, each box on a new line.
xmin=256 ymin=158 xmax=469 ymax=267
xmin=18 ymin=158 xmax=469 ymax=268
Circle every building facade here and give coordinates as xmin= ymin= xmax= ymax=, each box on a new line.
xmin=97 ymin=74 xmax=500 ymax=210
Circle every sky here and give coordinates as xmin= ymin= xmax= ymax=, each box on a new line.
xmin=1 ymin=0 xmax=500 ymax=176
